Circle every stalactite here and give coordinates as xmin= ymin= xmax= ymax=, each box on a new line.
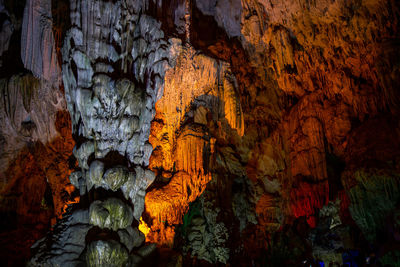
xmin=29 ymin=0 xmax=177 ymax=265
xmin=21 ymin=0 xmax=60 ymax=84
xmin=0 ymin=0 xmax=398 ymax=265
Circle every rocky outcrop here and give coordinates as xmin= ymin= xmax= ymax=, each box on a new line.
xmin=310 ymin=199 xmax=347 ymax=266
xmin=29 ymin=209 xmax=91 ymax=267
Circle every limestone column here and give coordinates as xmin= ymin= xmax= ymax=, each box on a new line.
xmin=30 ymin=0 xmax=177 ymax=265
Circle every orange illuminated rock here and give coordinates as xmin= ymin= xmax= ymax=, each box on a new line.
xmin=255 ymin=193 xmax=282 ymax=232
xmin=1 ymin=0 xmax=399 ymax=264
xmin=1 ymin=110 xmax=75 ymax=221
xmin=144 ymin=43 xmax=244 ymax=245
xmin=62 ymin=184 xmax=80 ymax=214
xmin=0 ymin=110 xmax=76 ymax=264
xmin=142 ymin=0 xmax=399 ymax=258
xmin=138 ymin=217 xmax=151 ymax=237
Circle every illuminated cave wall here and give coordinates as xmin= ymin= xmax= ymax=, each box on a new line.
xmin=0 ymin=0 xmax=76 ymax=264
xmin=0 ymin=0 xmax=399 ymax=266
xmin=141 ymin=0 xmax=400 ymax=264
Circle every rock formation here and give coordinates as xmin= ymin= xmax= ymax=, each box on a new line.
xmin=0 ymin=1 xmax=13 ymax=67
xmin=141 ymin=0 xmax=400 ymax=265
xmin=0 ymin=0 xmax=399 ymax=266
xmin=21 ymin=0 xmax=60 ymax=83
xmin=31 ymin=0 xmax=177 ymax=265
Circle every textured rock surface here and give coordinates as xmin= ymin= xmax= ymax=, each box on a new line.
xmin=86 ymin=240 xmax=129 ymax=267
xmin=118 ymin=226 xmax=145 ymax=252
xmin=347 ymin=169 xmax=400 ymax=242
xmin=140 ymin=0 xmax=400 ymax=265
xmin=0 ymin=110 xmax=76 ymax=266
xmin=89 ymin=198 xmax=133 ymax=231
xmin=183 ymin=193 xmax=230 ymax=264
xmin=0 ymin=0 xmax=399 ymax=265
xmin=29 ymin=0 xmax=178 ymax=265
xmin=29 ymin=209 xmax=90 ymax=267
xmin=0 ymin=1 xmax=13 ymax=67
xmin=0 ymin=12 xmax=72 ymax=266
xmin=21 ymin=0 xmax=60 ymax=83
xmin=144 ymin=42 xmax=244 ymax=246
xmin=0 ymin=2 xmax=76 ymax=262
xmin=0 ymin=74 xmax=65 ymax=187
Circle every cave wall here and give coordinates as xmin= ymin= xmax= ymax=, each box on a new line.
xmin=0 ymin=0 xmax=76 ymax=265
xmin=0 ymin=0 xmax=399 ymax=266
xmin=140 ymin=0 xmax=400 ymax=265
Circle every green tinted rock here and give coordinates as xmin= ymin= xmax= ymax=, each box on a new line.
xmin=88 ymin=160 xmax=104 ymax=190
xmin=348 ymin=169 xmax=400 ymax=242
xmin=379 ymin=250 xmax=400 ymax=266
xmin=89 ymin=198 xmax=133 ymax=231
xmin=103 ymin=166 xmax=129 ymax=191
xmin=86 ymin=240 xmax=128 ymax=267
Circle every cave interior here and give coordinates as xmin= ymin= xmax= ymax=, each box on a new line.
xmin=0 ymin=0 xmax=400 ymax=266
